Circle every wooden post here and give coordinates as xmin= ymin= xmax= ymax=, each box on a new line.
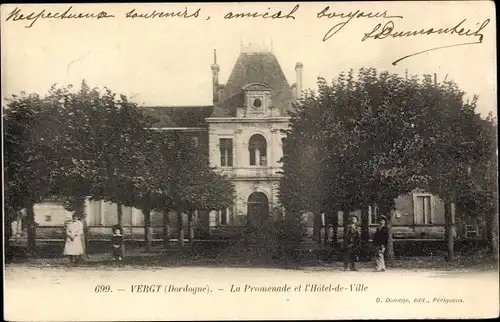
xmin=177 ymin=211 xmax=185 ymax=247
xmin=163 ymin=208 xmax=170 ymax=248
xmin=143 ymin=208 xmax=152 ymax=252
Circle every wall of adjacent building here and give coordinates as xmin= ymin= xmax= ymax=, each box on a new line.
xmin=33 ymin=202 xmax=73 ymax=226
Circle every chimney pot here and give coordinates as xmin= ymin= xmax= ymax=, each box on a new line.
xmin=211 ymin=49 xmax=220 ymax=103
xmin=295 ymin=62 xmax=303 ymax=99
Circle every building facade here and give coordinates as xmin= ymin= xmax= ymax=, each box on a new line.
xmin=206 ymin=49 xmax=299 ymax=227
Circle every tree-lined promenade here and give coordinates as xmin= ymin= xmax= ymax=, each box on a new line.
xmin=4 ymin=69 xmax=498 ymax=266
xmin=4 ymin=81 xmax=235 ymax=256
xmin=279 ymin=68 xmax=498 ymax=265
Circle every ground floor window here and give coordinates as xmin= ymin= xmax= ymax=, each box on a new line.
xmin=413 ymin=193 xmax=433 ymax=224
xmin=368 ymin=205 xmax=379 ymax=224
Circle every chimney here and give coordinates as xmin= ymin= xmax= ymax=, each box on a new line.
xmin=211 ymin=49 xmax=220 ymax=104
xmin=290 ymin=83 xmax=297 ymax=101
xmin=295 ymin=62 xmax=303 ymax=99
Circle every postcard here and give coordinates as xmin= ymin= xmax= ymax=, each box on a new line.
xmin=2 ymin=1 xmax=498 ymax=321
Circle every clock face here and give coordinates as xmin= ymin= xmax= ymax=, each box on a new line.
xmin=252 ymin=98 xmax=262 ymax=109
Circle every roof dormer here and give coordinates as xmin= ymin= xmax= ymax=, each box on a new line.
xmin=242 ymin=83 xmax=273 ymax=117
xmin=213 ymin=52 xmax=294 ymax=117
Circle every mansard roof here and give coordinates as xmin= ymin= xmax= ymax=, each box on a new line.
xmin=141 ymin=105 xmax=213 ymax=128
xmin=213 ymin=52 xmax=294 ymax=117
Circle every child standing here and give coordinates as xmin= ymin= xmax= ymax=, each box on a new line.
xmin=344 ymin=216 xmax=360 ymax=271
xmin=111 ymin=225 xmax=124 ymax=262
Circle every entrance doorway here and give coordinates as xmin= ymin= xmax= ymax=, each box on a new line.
xmin=247 ymin=192 xmax=269 ymax=226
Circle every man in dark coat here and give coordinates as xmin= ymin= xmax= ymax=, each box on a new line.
xmin=372 ymin=215 xmax=389 ymax=272
xmin=344 ymin=215 xmax=360 ymax=271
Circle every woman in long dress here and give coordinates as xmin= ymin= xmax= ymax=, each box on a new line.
xmin=63 ymin=214 xmax=84 ymax=265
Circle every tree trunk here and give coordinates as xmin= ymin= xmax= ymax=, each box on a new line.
xmin=342 ymin=210 xmax=349 ymax=247
xmin=26 ymin=202 xmax=37 ymax=256
xmin=386 ymin=216 xmax=395 ymax=267
xmin=143 ymin=208 xmax=152 ymax=252
xmin=117 ymin=203 xmax=125 ymax=258
xmin=74 ymin=197 xmax=88 ymax=259
xmin=177 ymin=211 xmax=185 ymax=247
xmin=198 ymin=210 xmax=210 ymax=238
xmin=5 ymin=211 xmax=12 ymax=261
xmin=117 ymin=203 xmax=123 ymax=227
xmin=331 ymin=210 xmax=338 ymax=247
xmin=313 ymin=211 xmax=322 ymax=244
xmin=361 ymin=206 xmax=370 ymax=261
xmin=491 ymin=212 xmax=499 ymax=261
xmin=163 ymin=208 xmax=171 ymax=249
xmin=324 ymin=211 xmax=330 ymax=245
xmin=444 ymin=201 xmax=454 ymax=261
xmin=486 ymin=211 xmax=493 ymax=252
xmin=188 ymin=211 xmax=195 ymax=242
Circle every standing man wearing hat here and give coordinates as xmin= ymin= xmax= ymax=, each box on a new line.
xmin=344 ymin=215 xmax=360 ymax=271
xmin=372 ymin=215 xmax=389 ymax=272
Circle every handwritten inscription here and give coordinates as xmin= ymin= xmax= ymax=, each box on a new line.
xmin=125 ymin=8 xmax=201 ymax=19
xmin=223 ymin=4 xmax=299 ymax=20
xmin=360 ymin=18 xmax=490 ymax=65
xmin=5 ymin=6 xmax=114 ymax=28
xmin=362 ymin=19 xmax=490 ymax=42
xmin=3 ymin=4 xmax=492 ymax=65
xmin=316 ymin=6 xmax=403 ymax=42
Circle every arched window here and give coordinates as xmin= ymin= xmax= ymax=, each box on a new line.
xmin=248 ymin=134 xmax=267 ymax=166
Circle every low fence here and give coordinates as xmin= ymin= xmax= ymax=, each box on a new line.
xmin=10 ymin=223 xmax=481 ymax=242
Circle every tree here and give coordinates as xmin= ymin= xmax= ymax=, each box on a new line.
xmin=402 ymin=79 xmax=495 ymax=261
xmin=4 ymin=82 xmax=156 ymax=255
xmin=160 ymin=131 xmax=235 ymax=247
xmin=454 ymin=115 xmax=498 ymax=258
xmin=280 ymin=68 xmax=494 ymax=266
xmin=281 ymin=70 xmax=424 ymax=263
xmin=4 ymin=92 xmax=62 ymax=255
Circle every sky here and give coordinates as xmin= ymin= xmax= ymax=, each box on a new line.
xmin=1 ymin=2 xmax=496 ymax=117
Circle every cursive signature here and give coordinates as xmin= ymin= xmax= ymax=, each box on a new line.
xmin=317 ymin=6 xmax=403 ymax=42
xmin=361 ymin=19 xmax=491 ymax=65
xmin=5 ymin=6 xmax=114 ymax=28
